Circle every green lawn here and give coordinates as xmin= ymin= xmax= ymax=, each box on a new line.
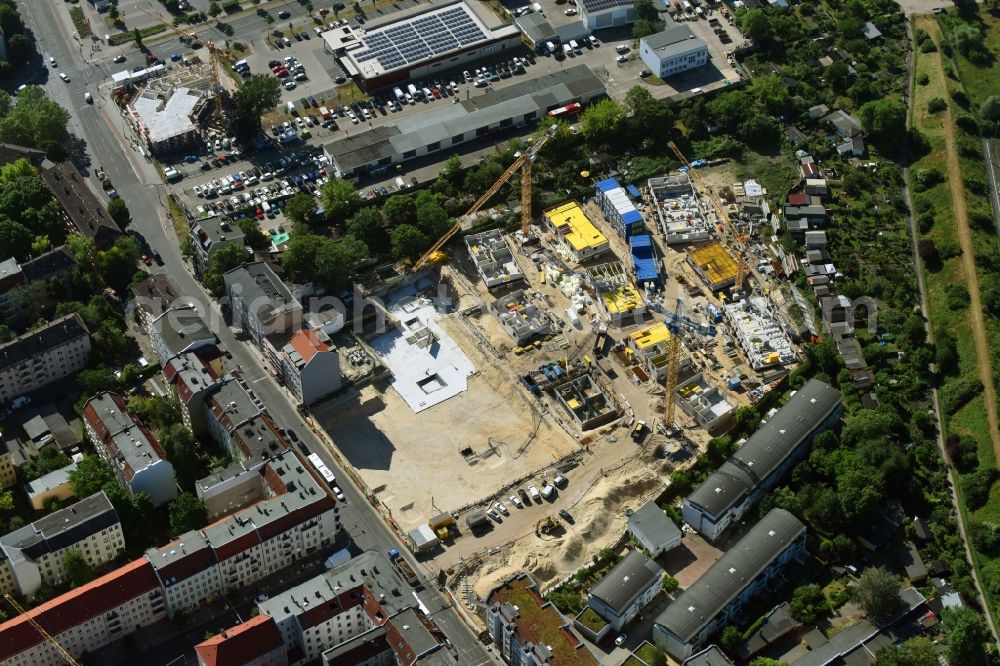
xmin=576 ymin=607 xmax=609 ymax=633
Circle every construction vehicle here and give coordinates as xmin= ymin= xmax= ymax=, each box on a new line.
xmin=387 ymin=548 xmax=419 ymax=584
xmin=536 ymin=516 xmax=558 ymax=535
xmin=137 ymin=6 xmax=224 ymax=128
xmin=667 ymin=140 xmax=750 ymax=293
xmin=413 ymin=123 xmax=560 ymax=271
xmin=4 ymin=593 xmax=81 ymax=665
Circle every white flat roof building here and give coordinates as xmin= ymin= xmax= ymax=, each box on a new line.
xmin=639 ymin=23 xmax=708 ymax=80
xmin=128 ymin=86 xmax=206 ymax=155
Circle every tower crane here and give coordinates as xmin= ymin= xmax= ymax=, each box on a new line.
xmin=412 ymin=123 xmax=559 ymax=271
xmin=4 ymin=593 xmax=80 ymax=665
xmin=137 ymin=6 xmax=224 ymax=128
xmin=667 ymin=141 xmax=750 ymax=292
xmin=662 ymin=299 xmax=685 ymax=430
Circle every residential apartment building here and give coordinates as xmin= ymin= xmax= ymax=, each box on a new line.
xmin=278 ymin=328 xmax=342 ymax=405
xmin=486 ymin=574 xmax=599 ymax=666
xmin=163 ymin=351 xmax=221 ymax=436
xmin=587 ymin=551 xmax=663 ymax=634
xmin=682 ymin=379 xmax=842 ymax=542
xmin=653 ymin=509 xmax=808 ymax=661
xmin=147 ymin=449 xmax=339 ymax=616
xmin=204 ymin=374 xmax=278 ymax=463
xmin=0 ymin=558 xmax=166 ymax=666
xmin=0 ymin=441 xmax=14 ymax=489
xmin=83 ymin=392 xmax=178 ymax=507
xmin=195 ymin=614 xmax=289 ymax=666
xmin=627 ymin=501 xmax=682 ymax=558
xmin=132 ymin=274 xmax=183 ymax=330
xmin=543 ymin=201 xmax=610 ymax=263
xmin=150 ymin=305 xmax=216 ymax=364
xmin=224 ymin=262 xmax=302 ymax=351
xmin=0 ymin=246 xmax=78 ymax=320
xmin=0 ymin=312 xmax=91 ymax=405
xmin=0 ymin=491 xmax=123 ymax=599
xmin=190 ymin=217 xmax=246 ymax=277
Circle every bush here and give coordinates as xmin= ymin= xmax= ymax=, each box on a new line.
xmin=970 ymin=521 xmax=1000 ymax=555
xmin=920 ymin=39 xmax=938 ymax=53
xmin=927 ymin=97 xmax=947 ymax=113
xmin=961 ymin=468 xmax=996 ymax=509
xmin=940 ymin=378 xmax=983 ymax=415
xmin=946 ymin=283 xmax=970 ymax=310
xmin=963 ymin=174 xmax=987 ymax=195
xmin=911 ymin=167 xmax=945 ymax=191
xmin=955 ymin=113 xmax=979 ymax=134
xmin=917 ymin=211 xmax=935 ymax=234
xmin=945 ymin=433 xmax=979 ymax=471
xmin=917 ymin=239 xmax=937 ymax=260
xmin=950 ymin=89 xmax=970 ymax=109
xmin=936 ymin=240 xmax=961 ymax=260
xmin=917 ymin=73 xmax=930 ymax=85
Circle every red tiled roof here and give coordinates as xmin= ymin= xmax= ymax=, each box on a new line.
xmin=787 ymin=192 xmax=808 ymax=206
xmin=195 ymin=614 xmax=285 ymax=666
xmin=0 ymin=559 xmax=159 ymax=661
xmin=289 ymin=329 xmax=329 ymax=365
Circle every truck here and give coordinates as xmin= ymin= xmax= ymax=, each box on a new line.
xmin=387 ymin=548 xmax=419 ymax=584
xmin=465 ymin=510 xmax=491 ymax=533
xmin=319 ymin=106 xmax=331 ymax=120
xmin=324 ymin=548 xmax=351 ymax=570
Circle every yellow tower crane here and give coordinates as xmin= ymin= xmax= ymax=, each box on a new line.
xmin=137 ymin=6 xmax=225 ymax=128
xmin=413 ymin=123 xmax=559 ymax=271
xmin=4 ymin=593 xmax=81 ymax=665
xmin=667 ymin=141 xmax=750 ymax=292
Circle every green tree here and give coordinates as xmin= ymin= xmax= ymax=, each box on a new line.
xmin=750 ymin=74 xmax=790 ymax=115
xmin=661 ymin=574 xmax=679 ymax=593
xmin=284 ymin=193 xmax=318 ymax=225
xmin=68 ymin=455 xmax=117 ymax=498
xmin=790 ymin=584 xmax=828 ymax=624
xmin=720 ymin=625 xmax=743 ymax=654
xmin=208 ymin=1 xmax=221 ymax=16
xmin=321 ymin=178 xmax=363 ymax=223
xmin=0 ymin=218 xmax=33 ymax=261
xmin=280 ymin=234 xmax=368 ymax=291
xmin=107 ymin=198 xmax=131 ymax=229
xmin=346 ymin=207 xmax=389 ymax=254
xmin=203 ymin=243 xmax=246 ymax=296
xmin=66 ymin=234 xmax=97 ymax=275
xmin=22 ymin=445 xmax=72 ymax=481
xmin=579 ymin=98 xmax=626 ymax=145
xmin=623 ymin=86 xmax=674 ymax=144
xmin=942 ymin=607 xmax=988 ymax=665
xmin=738 ymin=8 xmax=771 ymax=43
xmin=382 ymin=194 xmax=417 ymax=227
xmin=77 ymin=367 xmax=118 ymax=396
xmin=414 ymin=191 xmax=451 ymax=238
xmin=981 ymin=96 xmax=1000 ymax=124
xmin=236 ymin=217 xmax=269 ymax=251
xmin=95 ymin=235 xmax=142 ymax=294
xmin=0 ymin=489 xmax=12 ymax=513
xmin=169 ymin=492 xmax=209 ymax=535
xmin=63 ymin=549 xmax=96 ymax=587
xmin=133 ymin=28 xmax=143 ymax=47
xmin=229 ymin=74 xmax=282 ymax=139
xmin=859 ymin=99 xmax=907 ymax=150
xmin=127 ymin=396 xmax=181 ymax=431
xmin=855 ymin=567 xmax=902 ymax=621
xmin=749 ymin=659 xmax=786 ymax=666
xmin=390 ymin=224 xmax=428 ymax=260
xmin=872 ymin=637 xmax=939 ymax=666
xmin=6 ymin=33 xmax=31 ymax=66
xmin=632 ymin=18 xmax=657 ymax=39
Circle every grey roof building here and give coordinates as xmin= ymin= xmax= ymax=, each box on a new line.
xmin=0 ymin=313 xmax=91 ymax=405
xmin=515 ymin=12 xmax=556 ymax=47
xmin=0 ymin=491 xmax=124 ymax=599
xmin=639 ymin=22 xmax=709 ymax=80
xmin=149 ymin=306 xmax=216 ymax=364
xmin=224 ymin=262 xmax=302 ymax=349
xmin=654 ymin=509 xmax=808 ymax=661
xmin=682 ymin=645 xmax=733 ymax=666
xmin=682 ymin=379 xmax=842 ymax=542
xmin=588 ymin=550 xmax=664 ymax=632
xmin=628 ymin=500 xmax=682 ymax=556
xmin=188 ymin=217 xmax=245 ymax=276
xmin=324 ymin=65 xmax=605 ymax=178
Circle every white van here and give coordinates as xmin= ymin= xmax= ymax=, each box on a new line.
xmin=395 ymin=176 xmax=406 ymax=190
xmin=393 ymin=86 xmax=406 ymax=103
xmin=562 ymin=43 xmax=573 ymax=57
xmin=286 ymin=101 xmax=295 ymax=114
xmin=545 ymin=40 xmax=557 ymax=55
xmin=421 ymin=86 xmax=432 ymax=100
xmin=569 ymin=39 xmax=580 ymax=53
xmin=541 ymin=484 xmax=555 ymax=499
xmin=407 ymin=83 xmax=418 ymax=101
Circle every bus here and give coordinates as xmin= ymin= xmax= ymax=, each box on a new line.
xmin=547 ymin=102 xmax=582 ymax=118
xmin=307 ymin=454 xmax=336 ymax=484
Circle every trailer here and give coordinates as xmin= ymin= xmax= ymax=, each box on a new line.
xmin=407 ymin=524 xmax=438 ymax=553
xmin=324 ymin=548 xmax=351 ymax=569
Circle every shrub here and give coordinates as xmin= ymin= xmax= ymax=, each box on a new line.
xmin=917 ymin=72 xmax=930 ymax=85
xmin=936 ymin=240 xmax=961 ymax=260
xmin=920 ymin=40 xmax=938 ymax=53
xmin=917 ymin=211 xmax=935 ymax=234
xmin=911 ymin=167 xmax=945 ymax=191
xmin=961 ymin=467 xmax=996 ymax=509
xmin=945 ymin=433 xmax=979 ymax=471
xmin=950 ymin=89 xmax=970 ymax=109
xmin=964 ymin=174 xmax=987 ymax=195
xmin=955 ymin=113 xmax=979 ymax=134
xmin=917 ymin=239 xmax=937 ymax=260
xmin=940 ymin=378 xmax=983 ymax=415
xmin=927 ymin=97 xmax=947 ymax=113
xmin=946 ymin=283 xmax=970 ymax=310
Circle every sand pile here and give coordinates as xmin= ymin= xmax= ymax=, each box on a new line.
xmin=471 ymin=459 xmax=663 ymax=598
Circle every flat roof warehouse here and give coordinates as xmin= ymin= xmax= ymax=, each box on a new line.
xmin=324 ymin=65 xmax=605 ymax=178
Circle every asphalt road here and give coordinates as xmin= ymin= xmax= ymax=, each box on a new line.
xmin=17 ymin=2 xmax=495 ymax=664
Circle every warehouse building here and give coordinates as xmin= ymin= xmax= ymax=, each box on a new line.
xmin=324 ymin=0 xmax=521 ymax=91
xmin=544 ymin=200 xmax=610 ymax=263
xmin=654 ymin=509 xmax=808 ymax=661
xmin=682 ymin=379 xmax=842 ymax=542
xmin=579 ymin=0 xmax=639 ymax=30
xmin=324 ymin=65 xmax=605 ymax=180
xmin=639 ymin=23 xmax=709 ymax=79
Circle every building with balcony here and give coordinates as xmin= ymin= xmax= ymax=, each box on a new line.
xmin=278 ymin=328 xmax=342 ymax=406
xmin=195 ymin=614 xmax=288 ymax=666
xmin=653 ymin=509 xmax=808 ymax=661
xmin=0 ymin=313 xmax=91 ymax=406
xmin=189 ymin=217 xmax=246 ymax=277
xmin=682 ymin=379 xmax=842 ymax=542
xmin=224 ymin=262 xmax=303 ymax=351
xmin=150 ymin=305 xmax=216 ymax=365
xmin=0 ymin=491 xmax=123 ymax=599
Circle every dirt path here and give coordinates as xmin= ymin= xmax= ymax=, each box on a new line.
xmin=921 ymin=19 xmax=1000 ymax=466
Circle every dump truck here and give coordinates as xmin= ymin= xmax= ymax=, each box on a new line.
xmin=388 ymin=548 xmax=419 ymax=584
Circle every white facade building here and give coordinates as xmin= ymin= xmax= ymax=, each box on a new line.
xmin=0 ymin=313 xmax=90 ymax=405
xmin=639 ymin=25 xmax=708 ymax=79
